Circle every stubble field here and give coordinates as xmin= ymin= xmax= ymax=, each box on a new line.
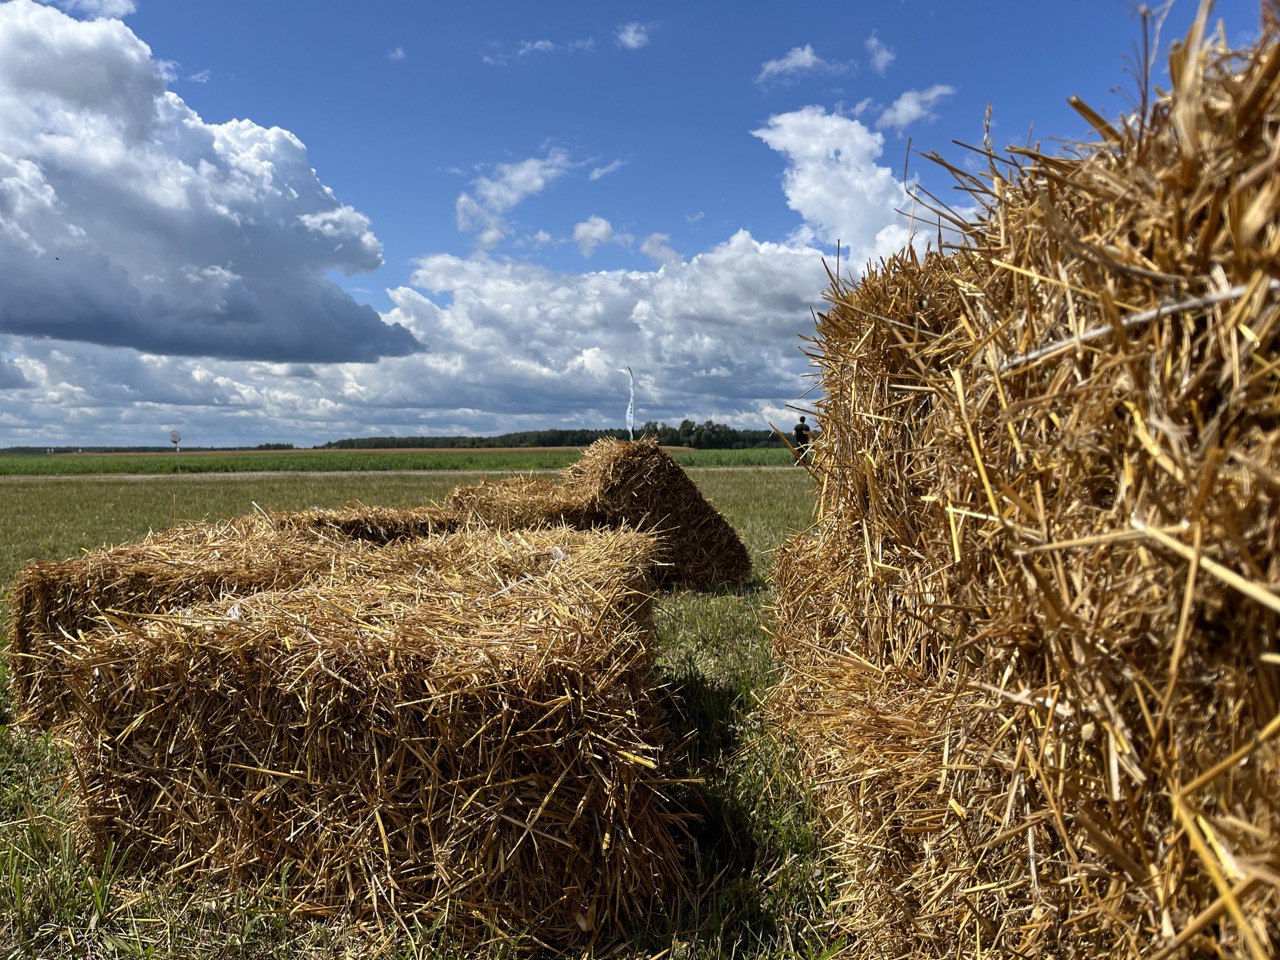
xmin=0 ymin=467 xmax=838 ymax=959
xmin=0 ymin=447 xmax=796 ymax=477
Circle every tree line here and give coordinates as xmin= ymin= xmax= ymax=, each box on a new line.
xmin=319 ymin=420 xmax=786 ymax=450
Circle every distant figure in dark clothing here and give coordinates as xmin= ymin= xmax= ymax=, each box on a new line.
xmin=792 ymin=416 xmax=812 ymax=463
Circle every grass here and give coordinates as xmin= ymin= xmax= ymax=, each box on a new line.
xmin=0 ymin=467 xmax=834 ymax=959
xmin=0 ymin=447 xmax=796 ymax=476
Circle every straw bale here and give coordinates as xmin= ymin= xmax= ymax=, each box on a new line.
xmin=277 ymin=439 xmax=752 ymax=589
xmin=444 ymin=439 xmax=751 ymax=588
xmin=771 ymin=10 xmax=1280 ymax=957
xmin=6 ymin=512 xmax=602 ymax=729
xmin=66 ymin=528 xmax=686 ymax=947
xmin=560 ymin=437 xmax=751 ymax=588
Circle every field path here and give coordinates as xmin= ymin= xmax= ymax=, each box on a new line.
xmin=0 ymin=465 xmax=800 ymax=482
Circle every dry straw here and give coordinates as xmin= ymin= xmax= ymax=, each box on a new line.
xmin=66 ymin=527 xmax=688 ymax=948
xmin=771 ymin=6 xmax=1280 ymax=957
xmin=276 ymin=437 xmax=752 ymax=588
xmin=8 ymin=515 xmax=332 ymax=726
xmin=8 ymin=439 xmax=746 ymax=729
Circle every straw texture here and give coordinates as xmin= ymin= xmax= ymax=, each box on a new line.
xmin=770 ymin=9 xmax=1280 ymax=957
xmin=8 ymin=516 xmax=332 ymax=726
xmin=67 ymin=528 xmax=687 ymax=948
xmin=444 ymin=438 xmax=752 ymax=588
xmin=275 ymin=438 xmax=752 ymax=588
xmin=271 ymin=504 xmax=457 ymax=543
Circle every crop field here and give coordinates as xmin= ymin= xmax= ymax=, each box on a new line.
xmin=0 ymin=446 xmax=795 ymax=476
xmin=0 ymin=467 xmax=833 ymax=959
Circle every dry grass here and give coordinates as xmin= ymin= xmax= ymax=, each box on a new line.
xmin=770 ymin=7 xmax=1280 ymax=957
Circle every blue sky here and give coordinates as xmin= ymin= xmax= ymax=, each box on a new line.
xmin=0 ymin=0 xmax=1261 ymax=445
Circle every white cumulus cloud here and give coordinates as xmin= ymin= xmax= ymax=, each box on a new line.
xmin=640 ymin=232 xmax=679 ymax=265
xmin=0 ymin=0 xmax=419 ymax=362
xmin=753 ymin=105 xmax=911 ymax=264
xmin=388 ymin=46 xmax=406 ymax=61
xmin=0 ymin=230 xmax=833 ymax=444
xmin=573 ymin=216 xmax=615 ymax=256
xmin=572 ymin=216 xmax=633 ymax=257
xmin=385 ymin=229 xmax=829 ymax=426
xmin=617 ymin=22 xmax=650 ymax=50
xmin=877 ymin=84 xmax=955 ymax=133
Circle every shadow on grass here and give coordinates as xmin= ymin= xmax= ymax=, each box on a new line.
xmin=642 ymin=581 xmax=834 ymax=958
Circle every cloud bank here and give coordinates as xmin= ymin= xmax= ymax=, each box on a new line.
xmin=0 ymin=0 xmax=419 ymax=363
xmin=0 ymin=3 xmax=925 ymax=445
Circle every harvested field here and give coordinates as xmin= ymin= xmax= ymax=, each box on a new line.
xmin=770 ymin=9 xmax=1280 ymax=959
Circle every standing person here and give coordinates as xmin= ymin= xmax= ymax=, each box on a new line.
xmin=792 ymin=416 xmax=812 ymax=464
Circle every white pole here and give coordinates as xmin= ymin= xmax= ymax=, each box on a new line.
xmin=620 ymin=367 xmax=634 ymax=440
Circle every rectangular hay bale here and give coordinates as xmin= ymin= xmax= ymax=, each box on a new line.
xmin=65 ymin=528 xmax=688 ymax=947
xmin=769 ymin=14 xmax=1280 ymax=957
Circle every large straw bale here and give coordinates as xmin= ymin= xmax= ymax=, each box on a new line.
xmin=771 ymin=9 xmax=1280 ymax=957
xmin=66 ymin=528 xmax=685 ymax=947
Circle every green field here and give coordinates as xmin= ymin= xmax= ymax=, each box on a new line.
xmin=0 ymin=446 xmax=796 ymax=476
xmin=0 ymin=468 xmax=833 ymax=959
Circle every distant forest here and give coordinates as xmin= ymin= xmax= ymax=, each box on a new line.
xmin=320 ymin=420 xmax=787 ymax=450
xmin=2 ymin=420 xmax=790 ymax=455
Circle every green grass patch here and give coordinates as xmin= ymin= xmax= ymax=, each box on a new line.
xmin=0 ymin=447 xmax=795 ymax=476
xmin=0 ymin=468 xmax=833 ymax=958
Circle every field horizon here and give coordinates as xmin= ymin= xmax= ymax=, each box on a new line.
xmin=0 ymin=447 xmax=798 ymax=477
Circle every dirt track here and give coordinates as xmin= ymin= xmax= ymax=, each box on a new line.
xmin=0 ymin=465 xmax=801 ymax=482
